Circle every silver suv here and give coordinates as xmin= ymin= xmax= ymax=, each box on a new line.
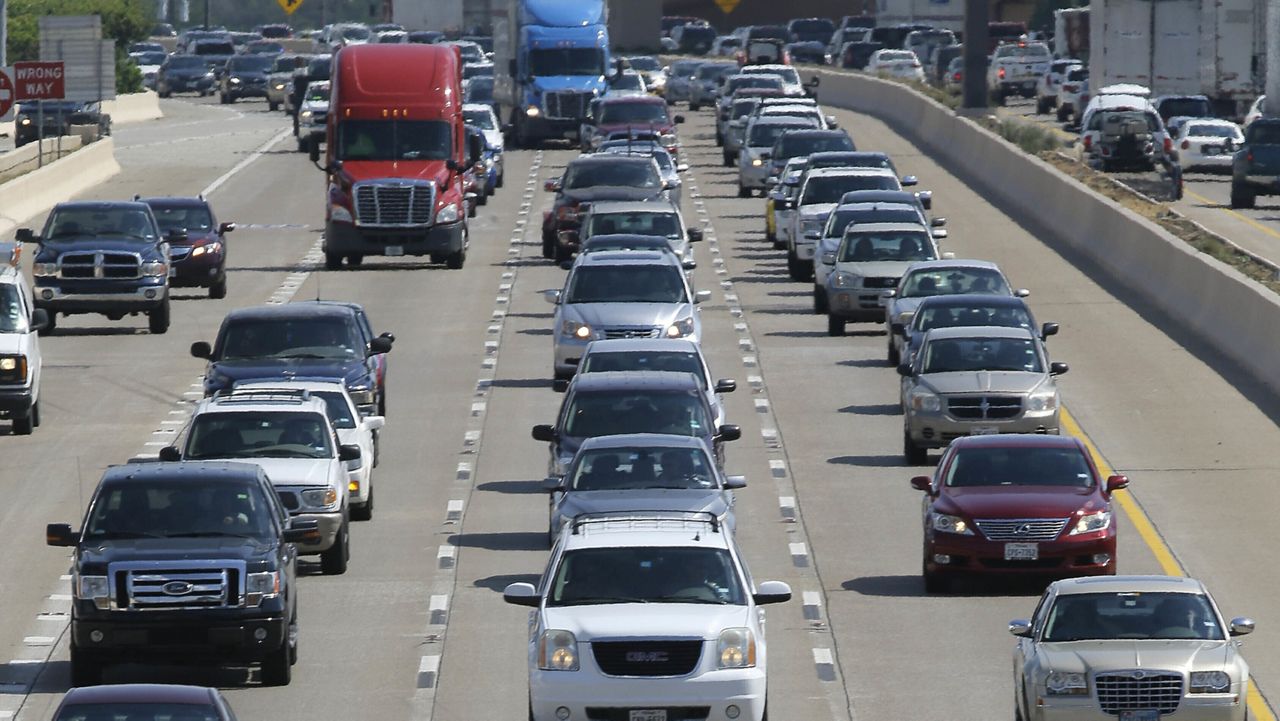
xmin=898 ymin=326 xmax=1067 ymax=464
xmin=823 ymin=222 xmax=946 ymax=335
xmin=575 ymin=201 xmax=702 ymax=266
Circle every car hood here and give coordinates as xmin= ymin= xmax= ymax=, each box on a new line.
xmin=544 ymin=603 xmax=750 ymax=641
xmin=597 ymin=121 xmax=674 ymax=135
xmin=799 ymin=203 xmax=838 ymax=220
xmin=80 ymin=537 xmax=275 ymax=566
xmin=301 ymin=100 xmax=329 ymax=112
xmin=1035 ymin=640 xmax=1232 ymax=674
xmin=236 ymin=457 xmax=335 ymax=488
xmin=560 ymin=186 xmax=665 ymax=203
xmin=564 ymin=302 xmax=689 ymax=329
xmin=205 ymin=358 xmax=366 ymax=391
xmin=340 ymin=161 xmax=450 ymax=186
xmin=889 ymin=296 xmax=927 ymax=317
xmin=0 ymin=332 xmax=27 ymax=356
xmin=559 ymin=489 xmax=728 ymax=519
xmin=940 ymin=485 xmax=1101 ymax=520
xmin=918 ymin=370 xmax=1048 ymax=395
xmin=832 ymin=260 xmax=915 ymax=279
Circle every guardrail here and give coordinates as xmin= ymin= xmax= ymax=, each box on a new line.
xmin=0 ymin=138 xmax=121 ymax=238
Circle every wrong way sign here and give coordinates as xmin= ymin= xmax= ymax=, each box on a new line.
xmin=14 ymin=61 xmax=65 ymax=100
xmin=0 ymin=67 xmax=14 ymax=121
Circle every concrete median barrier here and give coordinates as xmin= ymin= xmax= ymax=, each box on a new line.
xmin=104 ymin=91 xmax=163 ymax=124
xmin=0 ymin=137 xmax=120 ymax=239
xmin=805 ymin=66 xmax=1280 ymax=395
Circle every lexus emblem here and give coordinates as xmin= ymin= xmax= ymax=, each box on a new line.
xmin=625 ymin=651 xmax=669 ymax=663
xmin=162 ymin=581 xmax=194 ymax=596
xmin=1014 ymin=524 xmax=1033 ymax=535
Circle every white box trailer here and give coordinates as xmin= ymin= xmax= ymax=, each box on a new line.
xmin=393 ymin=0 xmax=465 ymax=32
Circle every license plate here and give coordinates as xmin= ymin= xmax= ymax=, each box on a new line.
xmin=1119 ymin=711 xmax=1160 ymax=721
xmin=1022 ymin=81 xmax=1036 ymax=89
xmin=1004 ymin=543 xmax=1039 ymax=561
xmin=1203 ymin=146 xmax=1222 ymax=156
xmin=969 ymin=426 xmax=998 ymax=435
xmin=385 ymin=245 xmax=404 ymax=257
xmin=629 ymin=711 xmax=666 ymax=721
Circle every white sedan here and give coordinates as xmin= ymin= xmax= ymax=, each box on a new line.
xmin=1174 ymin=118 xmax=1243 ymax=173
xmin=866 ymin=50 xmax=925 ymax=83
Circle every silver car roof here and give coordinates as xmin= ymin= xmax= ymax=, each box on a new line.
xmin=922 ymin=325 xmax=1036 ymax=341
xmin=586 ymin=200 xmax=681 ymax=214
xmin=1049 ymin=575 xmax=1206 ymax=596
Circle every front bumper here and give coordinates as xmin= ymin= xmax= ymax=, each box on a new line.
xmin=1028 ymin=693 xmax=1244 ymax=721
xmin=925 ymin=529 xmax=1115 ymax=578
xmin=531 ymin=664 xmax=767 ymax=721
xmin=905 ymin=407 xmax=1060 ymax=448
xmin=0 ymin=387 xmax=34 ymax=416
xmin=33 ymin=283 xmax=168 ymax=313
xmin=170 ymin=252 xmax=225 ymax=287
xmin=166 ymin=76 xmax=215 ymax=92
xmin=71 ymin=612 xmax=287 ymax=662
xmin=289 ymin=510 xmax=343 ymax=553
xmin=826 ymin=285 xmax=889 ymax=322
xmin=324 ymin=219 xmax=465 ymax=257
xmin=739 ymin=160 xmax=769 ymax=189
xmin=225 ymin=84 xmax=269 ymax=98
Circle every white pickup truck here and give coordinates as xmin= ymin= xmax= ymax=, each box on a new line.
xmin=987 ymin=42 xmax=1052 ymax=105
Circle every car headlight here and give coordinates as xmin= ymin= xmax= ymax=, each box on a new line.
xmin=801 ymin=218 xmax=825 ymax=234
xmin=717 ymin=627 xmax=756 ymax=668
xmin=330 ymin=205 xmax=354 ymax=223
xmin=1027 ymin=391 xmax=1058 ymax=412
xmin=930 ymin=512 xmax=972 ymax=535
xmin=832 ymin=271 xmax=860 ymax=289
xmin=204 ymin=71 xmax=215 ymax=79
xmin=19 ymin=117 xmax=32 ymax=126
xmin=751 ymin=157 xmax=763 ymax=167
xmin=274 ymin=82 xmax=286 ymax=90
xmin=33 ymin=261 xmax=58 ymax=277
xmin=562 ymin=320 xmax=592 ymax=340
xmin=895 ymin=311 xmax=915 ymax=325
xmin=245 ymin=571 xmax=281 ymax=606
xmin=141 ymin=260 xmax=169 ymax=277
xmin=665 ymin=316 xmax=696 ymax=338
xmin=230 ymin=77 xmax=242 ymax=84
xmin=525 ymin=105 xmax=541 ymax=118
xmin=347 ymin=386 xmax=375 ymax=406
xmin=190 ymin=241 xmax=222 ymax=257
xmin=300 ymin=487 xmax=340 ymax=510
xmin=0 ymin=355 xmax=29 ymax=382
xmin=909 ymin=389 xmax=941 ymax=413
xmin=78 ymin=575 xmax=111 ymax=609
xmin=1189 ymin=670 xmax=1232 ymax=693
xmin=1045 ymin=671 xmax=1088 ymax=695
xmin=436 ymin=202 xmax=460 ymax=224
xmin=538 ymin=629 xmax=578 ymax=671
xmin=301 ymin=110 xmax=313 ymax=120
xmin=1070 ymin=510 xmax=1111 ymax=535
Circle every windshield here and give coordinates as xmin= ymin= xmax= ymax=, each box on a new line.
xmin=915 ymin=302 xmax=1032 ymax=335
xmin=463 ymin=63 xmax=493 ymax=79
xmin=1187 ymin=124 xmax=1240 ymax=139
xmin=465 ymin=77 xmax=494 ymax=102
xmin=672 ymin=60 xmax=702 ymax=76
xmin=696 ymin=64 xmax=735 ymax=81
xmin=313 ymin=390 xmax=356 ymax=429
xmin=750 ymin=25 xmax=788 ymax=40
xmin=218 ymin=318 xmax=361 ymax=361
xmin=600 ymin=102 xmax=668 ymax=124
xmin=727 ymin=76 xmax=783 ymax=93
xmin=803 ymin=175 xmax=893 ymax=204
xmin=564 ymin=389 xmax=709 ymax=438
xmin=748 ymin=67 xmax=801 ymax=85
xmin=529 ymin=48 xmax=604 ymax=77
xmin=815 ymin=154 xmax=893 ymax=171
xmin=150 ymin=205 xmax=213 ymax=234
xmin=748 ymin=122 xmax=816 ymax=147
xmin=566 ymin=265 xmax=687 ymax=304
xmin=134 ymin=51 xmax=167 ymax=65
xmin=1248 ymin=123 xmax=1280 ymax=144
xmin=338 ymin=120 xmax=451 ymax=161
xmin=921 ymin=336 xmax=1042 ymax=373
xmin=792 ymin=19 xmax=834 ymax=37
xmin=627 ymin=56 xmax=660 ymax=71
xmin=229 ymin=56 xmax=273 ymax=73
xmin=194 ymin=42 xmax=234 ymax=56
xmin=247 ymin=42 xmax=285 ymax=54
xmin=1160 ymin=98 xmax=1211 ymax=119
xmin=340 ymin=25 xmax=371 ymax=41
xmin=611 ymin=73 xmax=645 ymax=91
xmin=944 ymin=446 xmax=1091 ymax=488
xmin=565 ymin=161 xmax=660 ymax=189
xmin=1043 ymin=592 xmax=1224 ymax=642
xmin=902 ymin=268 xmax=1009 ymax=297
xmin=569 ymin=445 xmax=715 ymax=490
xmin=83 ymin=481 xmax=275 ymax=541
xmin=582 ymin=237 xmax=668 ymax=253
xmin=582 ymin=350 xmax=704 ymax=385
xmin=838 ymin=230 xmax=934 ymax=262
xmin=0 ymin=286 xmax=25 ymax=333
xmin=731 ymin=99 xmax=760 ymax=118
xmin=549 ymin=547 xmax=744 ymax=606
xmin=167 ymin=56 xmax=206 ymax=70
xmin=878 ymin=51 xmax=916 ymax=62
xmin=464 ymin=109 xmax=495 ymax=129
xmin=306 ymin=85 xmax=330 ymax=102
xmin=825 ymin=207 xmax=920 ymax=236
xmin=185 ymin=411 xmax=334 ymax=460
xmin=588 ymin=212 xmax=680 ymax=238
xmin=779 ymin=135 xmax=854 ymax=158
xmin=454 ymin=44 xmax=484 ymax=62
xmin=46 ymin=207 xmax=158 ymax=242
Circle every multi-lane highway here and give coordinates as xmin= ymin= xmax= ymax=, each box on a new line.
xmin=1 ymin=87 xmax=1278 ymax=721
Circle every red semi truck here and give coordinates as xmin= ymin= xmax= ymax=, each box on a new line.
xmin=311 ymin=44 xmax=473 ymax=269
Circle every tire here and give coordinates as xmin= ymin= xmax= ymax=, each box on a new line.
xmin=346 ymin=254 xmax=363 ymax=268
xmin=38 ymin=312 xmax=56 ymax=336
xmin=887 ymin=339 xmax=900 ymax=366
xmin=220 ymin=93 xmax=230 ymax=104
xmin=923 ymin=566 xmax=949 ymax=594
xmin=467 ymin=200 xmax=477 ymax=218
xmin=1231 ymin=183 xmax=1256 ymax=209
xmin=714 ymin=130 xmax=723 ymax=146
xmin=445 ymin=248 xmax=466 ymax=270
xmin=689 ymin=100 xmax=700 ymax=111
xmin=786 ymin=250 xmax=810 ymax=281
xmin=208 ymin=277 xmax=227 ymax=299
xmin=160 ymin=89 xmax=171 ymax=98
xmin=554 ymin=243 xmax=571 ymax=265
xmin=737 ymin=184 xmax=751 ymax=198
xmin=70 ymin=644 xmax=103 ymax=686
xmin=297 ymin=136 xmax=309 ymax=153
xmin=269 ymin=100 xmax=279 ymax=111
xmin=904 ymin=429 xmax=927 ymax=465
xmin=1035 ymin=97 xmax=1050 ymax=115
xmin=826 ymin=315 xmax=845 ymax=337
xmin=11 ymin=410 xmax=33 ymax=436
xmin=496 ymin=172 xmax=504 ymax=189
xmin=813 ymin=285 xmax=828 ymax=314
xmin=542 ymin=231 xmax=555 ymax=259
xmin=352 ymin=483 xmax=373 ymax=521
xmin=722 ymin=152 xmax=734 ymax=167
xmin=1056 ymin=105 xmax=1069 ymax=122
xmin=31 ymin=400 xmax=41 ymax=428
xmin=148 ymin=298 xmax=170 ymax=335
xmin=320 ymin=518 xmax=350 ymax=575
xmin=325 ymin=253 xmax=343 ymax=270
xmin=260 ymin=640 xmax=292 ymax=686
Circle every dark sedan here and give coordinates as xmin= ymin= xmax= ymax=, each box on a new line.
xmin=52 ymin=684 xmax=237 ymax=721
xmin=141 ymin=196 xmax=234 ymax=298
xmin=220 ymin=55 xmax=274 ymax=103
xmin=157 ymin=55 xmax=217 ymax=97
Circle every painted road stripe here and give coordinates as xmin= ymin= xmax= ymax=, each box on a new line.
xmin=446 ymin=500 xmax=464 ymax=521
xmin=429 ymin=594 xmax=449 ymax=625
xmin=455 ymin=462 xmax=472 ymax=481
xmin=812 ymin=648 xmax=836 ymax=681
xmin=769 ymin=459 xmax=787 ymax=478
xmin=789 ymin=542 xmax=809 ymax=567
xmin=754 ymin=398 xmax=769 ymax=413
xmin=417 ymin=654 xmax=441 ymax=688
xmin=778 ymin=496 xmax=796 ymax=521
xmin=436 ymin=545 xmax=456 ymax=569
xmin=802 ymin=591 xmax=823 ymax=621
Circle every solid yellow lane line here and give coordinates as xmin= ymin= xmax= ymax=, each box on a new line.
xmin=1059 ymin=406 xmax=1276 ymax=720
xmin=1182 ymin=188 xmax=1280 ymax=243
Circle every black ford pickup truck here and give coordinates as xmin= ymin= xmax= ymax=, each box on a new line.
xmin=18 ymin=201 xmax=175 ymax=335
xmin=47 ymin=461 xmax=316 ymax=686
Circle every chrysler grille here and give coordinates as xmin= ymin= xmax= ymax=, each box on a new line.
xmin=601 ymin=326 xmax=662 ymax=340
xmin=948 ymin=395 xmax=1022 ymax=420
xmin=974 ymin=518 xmax=1069 ymax=541
xmin=59 ymin=251 xmax=142 ymax=280
xmin=1095 ymin=670 xmax=1183 ymax=715
xmin=592 ymin=640 xmax=702 ymax=677
xmin=545 ymin=91 xmax=590 ymax=120
xmin=353 ymin=182 xmax=434 ymax=227
xmin=110 ymin=560 xmax=244 ymax=610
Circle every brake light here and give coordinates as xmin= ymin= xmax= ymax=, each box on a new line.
xmin=1181 ymin=139 xmax=1190 ymax=150
xmin=1247 ymin=152 xmax=1254 ymax=162
xmin=1163 ymin=137 xmax=1172 ymax=155
xmin=953 ymin=72 xmax=961 ymax=81
xmin=998 ymin=67 xmax=1006 ymax=79
xmin=1083 ymin=135 xmax=1092 ymax=151
xmin=1063 ymin=84 xmax=1077 ymax=92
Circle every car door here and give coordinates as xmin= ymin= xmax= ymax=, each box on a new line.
xmin=18 ymin=281 xmax=40 ymax=401
xmin=1014 ymin=589 xmax=1054 ymax=718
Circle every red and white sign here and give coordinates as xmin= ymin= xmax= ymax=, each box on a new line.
xmin=0 ymin=69 xmax=14 ymax=120
xmin=14 ymin=61 xmax=66 ymax=101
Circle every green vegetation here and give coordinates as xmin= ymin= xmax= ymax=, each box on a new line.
xmin=193 ymin=0 xmax=378 ymax=30
xmin=995 ymin=118 xmax=1063 ymax=154
xmin=6 ymin=0 xmax=154 ymax=93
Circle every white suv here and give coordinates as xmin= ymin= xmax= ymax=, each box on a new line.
xmin=160 ymin=387 xmax=359 ymax=574
xmin=504 ymin=512 xmax=792 ymax=721
xmin=0 ymin=244 xmax=47 ymax=435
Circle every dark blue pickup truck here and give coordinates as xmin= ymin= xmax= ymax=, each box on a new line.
xmin=1230 ymin=118 xmax=1280 ymax=208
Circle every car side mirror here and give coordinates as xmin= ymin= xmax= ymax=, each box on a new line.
xmin=368 ymin=336 xmax=393 ymax=355
xmin=1041 ymin=322 xmax=1059 ymax=338
xmin=916 ymin=190 xmax=932 ymax=209
xmin=283 ymin=518 xmax=322 ymax=545
xmin=687 ymin=227 xmax=704 ymax=242
xmin=821 ymin=251 xmax=836 ymax=264
xmin=901 ymin=175 xmax=919 ymax=187
xmin=158 ymin=446 xmax=182 ymax=462
xmin=219 ymin=222 xmax=236 ymax=233
xmin=544 ymin=178 xmax=562 ymax=192
xmin=1229 ymin=617 xmax=1256 ymax=637
xmin=29 ymin=308 xmax=49 ymax=331
xmin=717 ymin=424 xmax=742 ymax=442
xmin=931 ymin=229 xmax=948 ymax=240
xmin=909 ymin=475 xmax=932 ymax=492
xmin=1015 ymin=288 xmax=1031 ymax=298
xmin=1008 ymin=619 xmax=1034 ymax=638
xmin=695 ymin=289 xmax=711 ymax=304
xmin=752 ymin=580 xmax=791 ymax=605
xmin=363 ymin=415 xmax=386 ymax=431
xmin=542 ymin=476 xmax=566 ymax=492
xmin=930 ymin=217 xmax=947 ymax=227
xmin=46 ymin=523 xmax=77 ymax=547
xmin=715 ymin=379 xmax=737 ymax=393
xmin=15 ymin=228 xmax=38 ymax=243
xmin=806 ymin=76 xmax=821 ymax=87
xmin=890 ymin=322 xmax=906 ymax=336
xmin=338 ymin=444 xmax=361 ymax=462
xmin=825 ymin=115 xmax=838 ymax=129
xmin=542 ymin=289 xmax=561 ymax=305
xmin=896 ymin=363 xmax=914 ymax=377
xmin=551 ymin=378 xmax=569 ymax=393
xmin=503 ymin=582 xmax=540 ymax=607
xmin=558 ymin=229 xmax=579 ymax=247
xmin=674 ymin=114 xmax=686 ymax=124
xmin=190 ymin=341 xmax=213 ymax=359
xmin=531 ymin=424 xmax=557 ymax=442
xmin=724 ymin=474 xmax=747 ymax=489
xmin=1050 ymin=361 xmax=1069 ymax=376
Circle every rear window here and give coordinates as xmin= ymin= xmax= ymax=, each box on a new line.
xmin=779 ymin=134 xmax=855 ymax=158
xmin=749 ymin=25 xmax=788 ymax=40
xmin=1187 ymin=124 xmax=1240 ymax=139
xmin=1159 ymin=97 xmax=1211 ymax=119
xmin=804 ymin=175 xmax=898 ymax=203
xmin=194 ymin=41 xmax=234 ymax=55
xmin=1248 ymin=122 xmax=1280 ymax=144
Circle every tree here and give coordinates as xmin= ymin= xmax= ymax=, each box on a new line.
xmin=6 ymin=0 xmax=155 ymax=92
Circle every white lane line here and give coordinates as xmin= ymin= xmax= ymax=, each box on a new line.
xmin=760 ymin=427 xmax=778 ymax=446
xmin=742 ymin=355 xmax=757 ymax=367
xmin=429 ymin=594 xmax=450 ymax=625
xmin=455 ymin=462 xmax=472 ymax=481
xmin=471 ymin=401 xmax=486 ymax=416
xmin=464 ymin=430 xmax=481 ymax=446
xmin=769 ymin=459 xmax=787 ymax=477
xmin=747 ymin=375 xmax=763 ymax=390
xmin=790 ymin=542 xmax=809 ymax=567
xmin=417 ymin=654 xmax=441 ymax=688
xmin=813 ymin=648 xmax=837 ymax=681
xmin=20 ymin=637 xmax=53 ymax=647
xmin=754 ymin=398 xmax=769 ymax=413
xmin=436 ymin=545 xmax=456 ymax=569
xmin=778 ymin=496 xmax=797 ymax=521
xmin=446 ymin=500 xmax=464 ymax=521
xmin=803 ymin=591 xmax=823 ymax=621
xmin=201 ymin=126 xmax=292 ymax=197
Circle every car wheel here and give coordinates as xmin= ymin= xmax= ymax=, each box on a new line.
xmin=352 ymin=483 xmax=373 ymax=521
xmin=541 ymin=230 xmax=556 ymax=259
xmin=904 ymin=429 xmax=927 ymax=465
xmin=786 ymin=251 xmax=809 ymax=282
xmin=887 ymin=339 xmax=900 ymax=366
xmin=325 ymin=253 xmax=343 ymax=270
xmin=148 ymin=298 xmax=171 ymax=335
xmin=208 ymin=277 xmax=227 ymax=299
xmin=160 ymin=89 xmax=171 ymax=98
xmin=554 ymin=243 xmax=571 ymax=264
xmin=1056 ymin=105 xmax=1069 ymax=122
xmin=1231 ymin=183 xmax=1256 ymax=209
xmin=320 ymin=518 xmax=350 ymax=575
xmin=922 ymin=556 xmax=948 ymax=593
xmin=346 ymin=254 xmax=363 ymax=268
xmin=826 ymin=315 xmax=845 ymax=337
xmin=11 ymin=410 xmax=33 ymax=436
xmin=38 ymin=312 xmax=56 ymax=336
xmin=269 ymin=100 xmax=279 ymax=111
xmin=495 ymin=171 xmax=504 ymax=189
xmin=714 ymin=130 xmax=723 ymax=146
xmin=31 ymin=400 xmax=41 ymax=428
xmin=219 ymin=93 xmax=229 ymax=104
xmin=297 ymin=136 xmax=309 ymax=153
xmin=689 ymin=101 xmax=700 ymax=111
xmin=737 ymin=184 xmax=750 ymax=198
xmin=445 ymin=248 xmax=466 ymax=270
xmin=722 ymin=152 xmax=734 ymax=167
xmin=813 ymin=285 xmax=828 ymax=314
xmin=260 ymin=640 xmax=292 ymax=686
xmin=70 ymin=644 xmax=104 ymax=686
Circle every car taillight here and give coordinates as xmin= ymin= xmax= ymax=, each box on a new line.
xmin=1083 ymin=135 xmax=1092 ymax=151
xmin=1163 ymin=137 xmax=1173 ymax=154
xmin=1247 ymin=152 xmax=1254 ymax=162
xmin=912 ymin=62 xmax=921 ymax=68
xmin=998 ymin=67 xmax=1006 ymax=79
xmin=953 ymin=72 xmax=961 ymax=81
xmin=1063 ymin=84 xmax=1077 ymax=92
xmin=1181 ymin=139 xmax=1190 ymax=150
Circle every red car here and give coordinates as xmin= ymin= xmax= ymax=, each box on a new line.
xmin=141 ymin=196 xmax=233 ymax=299
xmin=911 ymin=434 xmax=1129 ymax=593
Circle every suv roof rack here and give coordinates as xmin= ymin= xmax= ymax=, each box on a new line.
xmin=211 ymin=387 xmax=312 ymax=404
xmin=570 ymin=510 xmax=720 ymax=534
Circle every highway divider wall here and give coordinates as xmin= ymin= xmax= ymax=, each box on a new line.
xmin=103 ymin=91 xmax=163 ymax=124
xmin=803 ymin=68 xmax=1280 ymax=395
xmin=0 ymin=138 xmax=121 ymax=238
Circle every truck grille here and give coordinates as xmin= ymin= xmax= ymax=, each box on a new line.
xmin=1095 ymin=671 xmax=1183 ymax=715
xmin=974 ymin=518 xmax=1068 ymax=541
xmin=601 ymin=326 xmax=661 ymax=340
xmin=110 ymin=560 xmax=245 ymax=610
xmin=545 ymin=90 xmax=590 ymax=120
xmin=59 ymin=251 xmax=142 ymax=280
xmin=948 ymin=395 xmax=1022 ymax=420
xmin=592 ymin=640 xmax=702 ymax=677
xmin=353 ymin=181 xmax=434 ymax=227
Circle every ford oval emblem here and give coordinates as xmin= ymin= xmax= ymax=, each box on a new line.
xmin=162 ymin=581 xmax=194 ymax=596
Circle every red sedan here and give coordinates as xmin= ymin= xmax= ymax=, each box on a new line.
xmin=910 ymin=434 xmax=1129 ymax=593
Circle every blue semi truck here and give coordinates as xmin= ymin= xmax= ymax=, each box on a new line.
xmin=493 ymin=0 xmax=611 ymax=147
